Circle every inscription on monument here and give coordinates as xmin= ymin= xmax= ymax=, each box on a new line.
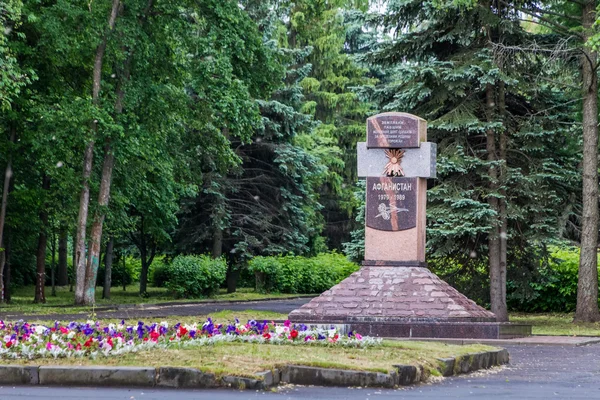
xmin=366 ymin=177 xmax=417 ymax=231
xmin=367 ymin=113 xmax=420 ymax=149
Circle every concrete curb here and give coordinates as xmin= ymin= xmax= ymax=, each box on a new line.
xmin=0 ymin=349 xmax=508 ymax=390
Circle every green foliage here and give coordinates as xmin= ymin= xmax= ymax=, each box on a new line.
xmin=508 ymin=247 xmax=600 ymax=313
xmin=166 ymin=255 xmax=227 ymax=298
xmin=248 ymin=252 xmax=359 ymax=294
xmin=150 ymin=257 xmax=170 ymax=288
xmin=97 ymin=256 xmax=139 ymax=288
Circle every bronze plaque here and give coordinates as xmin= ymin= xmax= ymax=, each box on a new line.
xmin=367 ymin=113 xmax=420 ymax=148
xmin=366 ymin=177 xmax=417 ymax=231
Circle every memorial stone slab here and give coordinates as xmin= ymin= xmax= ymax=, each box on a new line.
xmin=366 ymin=112 xmax=426 ymax=148
xmin=366 ymin=177 xmax=417 ymax=231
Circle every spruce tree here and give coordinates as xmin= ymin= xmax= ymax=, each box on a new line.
xmin=365 ymin=0 xmax=580 ymax=319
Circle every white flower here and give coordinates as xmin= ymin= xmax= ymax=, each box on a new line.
xmin=34 ymin=326 xmax=46 ymax=335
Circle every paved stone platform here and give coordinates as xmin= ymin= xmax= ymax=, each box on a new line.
xmin=289 ymin=266 xmax=495 ymax=321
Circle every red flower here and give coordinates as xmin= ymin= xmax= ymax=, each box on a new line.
xmin=150 ymin=331 xmax=159 ymax=342
xmin=5 ymin=341 xmax=11 ymax=348
xmin=263 ymin=332 xmax=271 ymax=340
xmin=60 ymin=327 xmax=68 ymax=334
xmin=178 ymin=326 xmax=188 ymax=337
xmin=83 ymin=338 xmax=93 ymax=348
xmin=107 ymin=338 xmax=113 ymax=347
xmin=290 ymin=330 xmax=298 ymax=339
xmin=76 ymin=343 xmax=82 ymax=351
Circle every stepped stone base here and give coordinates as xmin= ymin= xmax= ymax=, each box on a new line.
xmin=289 ymin=265 xmax=501 ymax=339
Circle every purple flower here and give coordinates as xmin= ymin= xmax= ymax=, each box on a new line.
xmin=189 ymin=330 xmax=196 ymax=339
xmin=226 ymin=325 xmax=236 ymax=335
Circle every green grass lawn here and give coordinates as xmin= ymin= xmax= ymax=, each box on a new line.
xmin=0 ymin=285 xmax=314 ymax=316
xmin=510 ymin=312 xmax=600 ymax=336
xmin=6 ymin=339 xmax=496 ymax=379
xmin=0 ymin=311 xmax=498 ymax=380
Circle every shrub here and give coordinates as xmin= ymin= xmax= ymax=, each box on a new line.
xmin=150 ymin=258 xmax=170 ymax=288
xmin=507 ymin=246 xmax=599 ymax=312
xmin=166 ymin=255 xmax=227 ymax=298
xmin=97 ymin=256 xmax=138 ymax=287
xmin=248 ymin=252 xmax=359 ymax=294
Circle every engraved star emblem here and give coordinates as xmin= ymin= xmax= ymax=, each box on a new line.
xmin=383 ymin=149 xmax=405 ymax=176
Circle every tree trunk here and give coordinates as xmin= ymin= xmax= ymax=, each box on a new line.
xmin=51 ymin=231 xmax=56 ymax=296
xmin=226 ymin=266 xmax=239 ymax=294
xmin=34 ymin=175 xmax=51 ymax=303
xmin=575 ymin=0 xmax=600 ymax=323
xmin=0 ymin=126 xmax=16 ymax=303
xmin=4 ymin=232 xmax=11 ymax=302
xmin=70 ymin=232 xmax=75 ymax=292
xmin=74 ymin=0 xmax=120 ymax=306
xmin=82 ymin=146 xmax=115 ymax=304
xmin=136 ymin=216 xmax=155 ymax=297
xmin=485 ymin=83 xmax=507 ymax=321
xmin=122 ymin=254 xmax=127 ymax=291
xmin=103 ymin=237 xmax=114 ymax=299
xmin=498 ymin=79 xmax=509 ymax=322
xmin=57 ymin=228 xmax=68 ymax=286
xmin=212 ymin=227 xmax=223 ymax=258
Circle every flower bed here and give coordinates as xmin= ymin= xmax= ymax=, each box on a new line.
xmin=0 ymin=319 xmax=380 ymax=360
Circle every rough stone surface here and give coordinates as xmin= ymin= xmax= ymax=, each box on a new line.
xmin=0 ymin=365 xmax=39 ymax=384
xmin=281 ymin=365 xmax=395 ymax=388
xmin=394 ymin=365 xmax=422 ymax=385
xmin=256 ymin=369 xmax=280 ymax=387
xmin=289 ymin=266 xmax=495 ymax=323
xmin=221 ymin=375 xmax=264 ymax=390
xmin=38 ymin=366 xmax=155 ymax=387
xmin=437 ymin=358 xmax=455 ymax=377
xmin=157 ymin=367 xmax=216 ymax=388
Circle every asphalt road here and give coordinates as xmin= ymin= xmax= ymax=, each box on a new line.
xmin=1 ymin=343 xmax=599 ymax=399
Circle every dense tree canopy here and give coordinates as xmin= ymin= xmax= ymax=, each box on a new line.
xmin=0 ymin=0 xmax=598 ymax=317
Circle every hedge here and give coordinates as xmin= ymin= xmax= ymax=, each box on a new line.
xmin=247 ymin=252 xmax=359 ymax=294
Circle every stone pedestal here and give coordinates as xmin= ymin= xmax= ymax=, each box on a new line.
xmin=288 ymin=265 xmax=499 ymax=339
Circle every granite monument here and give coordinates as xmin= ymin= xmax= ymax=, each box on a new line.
xmin=289 ymin=112 xmax=507 ymax=339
